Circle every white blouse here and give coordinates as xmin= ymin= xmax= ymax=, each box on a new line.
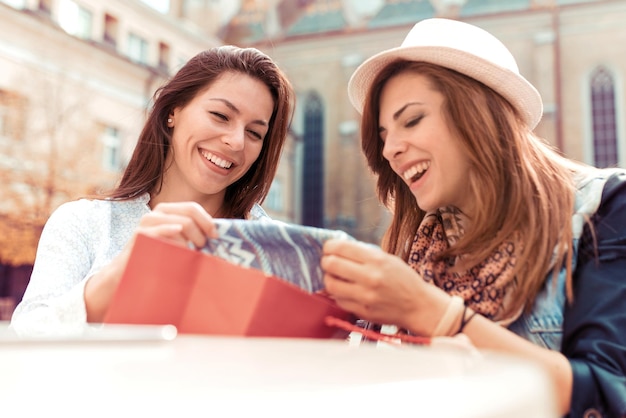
xmin=10 ymin=193 xmax=268 ymax=336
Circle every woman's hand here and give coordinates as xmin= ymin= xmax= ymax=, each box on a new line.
xmin=85 ymin=201 xmax=218 ymax=322
xmin=321 ymin=238 xmax=450 ymax=336
xmin=133 ymin=201 xmax=218 ymax=248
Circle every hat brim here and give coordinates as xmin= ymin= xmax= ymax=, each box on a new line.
xmin=348 ymin=45 xmax=543 ymax=129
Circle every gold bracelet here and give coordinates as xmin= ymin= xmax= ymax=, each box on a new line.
xmin=432 ymin=295 xmax=464 ymax=337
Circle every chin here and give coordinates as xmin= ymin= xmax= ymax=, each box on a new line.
xmin=414 ymin=198 xmax=431 ymax=212
xmin=414 ymin=195 xmax=441 ymax=213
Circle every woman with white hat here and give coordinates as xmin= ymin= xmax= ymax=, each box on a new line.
xmin=321 ymin=18 xmax=626 ymax=417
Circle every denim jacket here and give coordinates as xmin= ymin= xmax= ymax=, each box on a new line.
xmin=509 ymin=168 xmax=626 ymax=417
xmin=508 ymin=168 xmax=615 ymax=348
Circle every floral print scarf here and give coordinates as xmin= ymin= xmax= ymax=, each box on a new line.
xmin=408 ymin=207 xmax=520 ymax=323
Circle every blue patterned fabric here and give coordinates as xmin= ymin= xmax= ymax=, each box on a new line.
xmin=201 ymin=220 xmax=356 ymax=293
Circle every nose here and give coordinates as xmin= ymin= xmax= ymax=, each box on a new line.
xmin=381 ymin=130 xmax=408 ymax=161
xmin=222 ymin=126 xmax=245 ymax=151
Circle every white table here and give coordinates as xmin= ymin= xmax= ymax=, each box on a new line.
xmin=0 ymin=323 xmax=558 ymax=417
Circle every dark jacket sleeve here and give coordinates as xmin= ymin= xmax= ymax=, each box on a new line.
xmin=562 ymin=172 xmax=626 ymax=418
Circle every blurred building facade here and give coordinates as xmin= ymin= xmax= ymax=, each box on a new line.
xmin=0 ymin=0 xmax=224 ymax=318
xmin=223 ymin=0 xmax=626 ymax=244
xmin=1 ymin=0 xmax=625 ymax=318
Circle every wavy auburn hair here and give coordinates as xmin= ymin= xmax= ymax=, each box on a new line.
xmin=105 ymin=46 xmax=294 ymax=219
xmin=361 ymin=60 xmax=581 ymax=315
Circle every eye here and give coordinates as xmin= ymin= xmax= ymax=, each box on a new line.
xmin=405 ymin=114 xmax=424 ymax=128
xmin=210 ymin=111 xmax=228 ymax=121
xmin=247 ymin=129 xmax=264 ymax=140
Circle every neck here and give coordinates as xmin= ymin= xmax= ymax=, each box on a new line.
xmin=149 ymin=187 xmax=225 ymax=217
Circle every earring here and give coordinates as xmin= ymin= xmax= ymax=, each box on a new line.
xmin=167 ymin=118 xmax=172 ymax=123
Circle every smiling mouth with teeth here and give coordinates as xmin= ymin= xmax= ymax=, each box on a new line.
xmin=403 ymin=161 xmax=431 ymax=183
xmin=201 ymin=150 xmax=233 ymax=169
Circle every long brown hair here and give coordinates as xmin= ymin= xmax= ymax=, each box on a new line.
xmin=105 ymin=46 xmax=294 ymax=219
xmin=361 ymin=60 xmax=578 ymax=315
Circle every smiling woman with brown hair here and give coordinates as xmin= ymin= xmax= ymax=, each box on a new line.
xmin=12 ymin=46 xmax=294 ymax=331
xmin=321 ymin=18 xmax=626 ymax=417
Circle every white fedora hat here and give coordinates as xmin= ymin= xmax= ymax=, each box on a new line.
xmin=348 ymin=18 xmax=543 ymax=129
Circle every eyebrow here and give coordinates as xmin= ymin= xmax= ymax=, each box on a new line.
xmin=210 ymin=98 xmax=269 ymax=127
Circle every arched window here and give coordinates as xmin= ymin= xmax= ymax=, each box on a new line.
xmin=590 ymin=66 xmax=618 ymax=168
xmin=301 ymin=92 xmax=324 ymax=227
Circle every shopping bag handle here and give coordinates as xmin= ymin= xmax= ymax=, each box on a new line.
xmin=324 ymin=316 xmax=431 ymax=346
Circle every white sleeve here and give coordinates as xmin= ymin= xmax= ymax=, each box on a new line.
xmin=10 ymin=201 xmax=96 ymax=336
xmin=248 ymin=203 xmax=271 ymax=221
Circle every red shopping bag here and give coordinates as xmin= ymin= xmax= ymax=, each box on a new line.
xmin=104 ymin=233 xmax=354 ymax=338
